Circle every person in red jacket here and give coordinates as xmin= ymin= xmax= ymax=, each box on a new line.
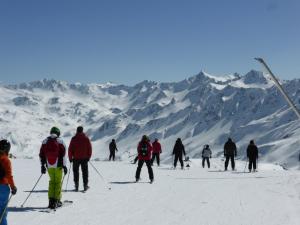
xmin=0 ymin=139 xmax=17 ymax=225
xmin=68 ymin=126 xmax=92 ymax=191
xmin=135 ymin=135 xmax=154 ymax=183
xmin=151 ymin=138 xmax=162 ymax=166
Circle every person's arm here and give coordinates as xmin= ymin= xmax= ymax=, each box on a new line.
xmin=234 ymin=144 xmax=237 ymax=157
xmin=183 ymin=145 xmax=186 ymax=156
xmin=87 ymin=138 xmax=92 ymax=160
xmin=68 ymin=138 xmax=73 ymax=162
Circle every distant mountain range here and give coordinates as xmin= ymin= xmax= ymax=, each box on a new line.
xmin=1 ymin=70 xmax=300 ymax=168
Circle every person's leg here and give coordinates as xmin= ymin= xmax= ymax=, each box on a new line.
xmin=109 ymin=151 xmax=112 ymax=161
xmin=248 ymin=159 xmax=252 ymax=172
xmin=135 ymin=160 xmax=144 ymax=181
xmin=231 ymin=155 xmax=235 ymax=170
xmin=179 ymin=155 xmax=184 ymax=169
xmin=73 ymin=160 xmax=80 ymax=190
xmin=81 ymin=160 xmax=89 ymax=188
xmin=225 ymin=156 xmax=229 ymax=170
xmin=157 ymin=154 xmax=160 ymax=166
xmin=202 ymin=157 xmax=205 ymax=168
xmin=0 ymin=184 xmax=10 ymax=225
xmin=53 ymin=168 xmax=63 ymax=202
xmin=174 ymin=155 xmax=179 ymax=168
xmin=112 ymin=151 xmax=115 ymax=161
xmin=207 ymin=158 xmax=210 ymax=168
xmin=253 ymin=158 xmax=257 ymax=171
xmin=145 ymin=160 xmax=154 ymax=181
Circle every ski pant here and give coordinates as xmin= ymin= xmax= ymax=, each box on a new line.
xmin=248 ymin=157 xmax=257 ymax=171
xmin=174 ymin=154 xmax=184 ymax=168
xmin=48 ymin=167 xmax=63 ymax=200
xmin=109 ymin=150 xmax=116 ymax=161
xmin=202 ymin=157 xmax=210 ymax=168
xmin=73 ymin=159 xmax=89 ymax=188
xmin=225 ymin=155 xmax=235 ymax=170
xmin=135 ymin=160 xmax=154 ymax=180
xmin=0 ymin=185 xmax=10 ymax=225
xmin=151 ymin=153 xmax=160 ymax=166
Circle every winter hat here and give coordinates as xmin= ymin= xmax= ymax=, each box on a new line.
xmin=0 ymin=139 xmax=11 ymax=153
xmin=112 ymin=139 xmax=115 ymax=142
xmin=77 ymin=126 xmax=83 ymax=133
xmin=250 ymin=140 xmax=254 ymax=145
xmin=50 ymin=127 xmax=60 ymax=137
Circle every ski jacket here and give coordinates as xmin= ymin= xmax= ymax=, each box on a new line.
xmin=172 ymin=142 xmax=186 ymax=156
xmin=247 ymin=144 xmax=258 ymax=159
xmin=68 ymin=133 xmax=92 ymax=161
xmin=40 ymin=136 xmax=67 ymax=168
xmin=152 ymin=141 xmax=162 ymax=154
xmin=109 ymin=141 xmax=118 ymax=152
xmin=137 ymin=141 xmax=153 ymax=161
xmin=224 ymin=141 xmax=237 ymax=156
xmin=202 ymin=147 xmax=212 ymax=158
xmin=0 ymin=153 xmax=16 ymax=188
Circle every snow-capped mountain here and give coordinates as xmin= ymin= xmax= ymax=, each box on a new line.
xmin=1 ymin=70 xmax=300 ymax=168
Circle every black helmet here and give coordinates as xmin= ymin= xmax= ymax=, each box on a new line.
xmin=50 ymin=127 xmax=60 ymax=137
xmin=0 ymin=139 xmax=11 ymax=153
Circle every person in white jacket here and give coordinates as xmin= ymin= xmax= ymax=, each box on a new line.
xmin=202 ymin=145 xmax=212 ymax=168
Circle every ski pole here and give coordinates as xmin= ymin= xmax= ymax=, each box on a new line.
xmin=21 ymin=174 xmax=43 ymax=207
xmin=0 ymin=195 xmax=12 ymax=224
xmin=65 ymin=163 xmax=72 ymax=191
xmin=89 ymin=161 xmax=105 ymax=181
xmin=89 ymin=161 xmax=111 ymax=190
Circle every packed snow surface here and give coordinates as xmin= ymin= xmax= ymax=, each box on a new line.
xmin=8 ymin=158 xmax=300 ymax=225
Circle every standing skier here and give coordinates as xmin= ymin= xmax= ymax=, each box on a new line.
xmin=135 ymin=135 xmax=154 ymax=183
xmin=202 ymin=144 xmax=212 ymax=168
xmin=39 ymin=127 xmax=68 ymax=209
xmin=224 ymin=138 xmax=237 ymax=171
xmin=246 ymin=140 xmax=258 ymax=172
xmin=109 ymin=139 xmax=118 ymax=161
xmin=0 ymin=139 xmax=17 ymax=225
xmin=172 ymin=138 xmax=186 ymax=169
xmin=151 ymin=138 xmax=162 ymax=166
xmin=68 ymin=126 xmax=92 ymax=191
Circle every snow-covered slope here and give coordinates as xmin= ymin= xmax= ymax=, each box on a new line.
xmin=9 ymin=159 xmax=300 ymax=225
xmin=1 ymin=70 xmax=300 ymax=168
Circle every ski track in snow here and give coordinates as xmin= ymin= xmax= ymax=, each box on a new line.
xmin=8 ymin=159 xmax=300 ymax=225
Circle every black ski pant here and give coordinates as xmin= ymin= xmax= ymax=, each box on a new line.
xmin=248 ymin=157 xmax=257 ymax=171
xmin=202 ymin=157 xmax=210 ymax=168
xmin=135 ymin=160 xmax=154 ymax=180
xmin=225 ymin=155 xmax=235 ymax=170
xmin=73 ymin=159 xmax=89 ymax=188
xmin=109 ymin=150 xmax=116 ymax=161
xmin=174 ymin=154 xmax=184 ymax=168
xmin=151 ymin=153 xmax=160 ymax=166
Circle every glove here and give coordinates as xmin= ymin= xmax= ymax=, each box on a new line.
xmin=11 ymin=186 xmax=17 ymax=195
xmin=41 ymin=165 xmax=46 ymax=174
xmin=63 ymin=166 xmax=68 ymax=175
xmin=69 ymin=158 xmax=73 ymax=163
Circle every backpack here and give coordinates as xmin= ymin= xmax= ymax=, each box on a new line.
xmin=0 ymin=162 xmax=5 ymax=180
xmin=140 ymin=142 xmax=148 ymax=157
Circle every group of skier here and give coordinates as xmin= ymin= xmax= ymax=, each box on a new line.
xmin=0 ymin=129 xmax=262 ymax=224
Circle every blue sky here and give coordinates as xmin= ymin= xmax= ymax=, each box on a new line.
xmin=0 ymin=0 xmax=299 ymax=85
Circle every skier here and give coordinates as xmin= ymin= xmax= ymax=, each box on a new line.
xmin=246 ymin=140 xmax=258 ymax=172
xmin=109 ymin=139 xmax=118 ymax=161
xmin=224 ymin=138 xmax=237 ymax=171
xmin=202 ymin=144 xmax=212 ymax=168
xmin=151 ymin=138 xmax=162 ymax=166
xmin=68 ymin=126 xmax=92 ymax=192
xmin=172 ymin=138 xmax=186 ymax=169
xmin=135 ymin=135 xmax=154 ymax=183
xmin=39 ymin=127 xmax=68 ymax=209
xmin=0 ymin=139 xmax=17 ymax=225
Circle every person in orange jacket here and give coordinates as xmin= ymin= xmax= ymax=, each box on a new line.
xmin=0 ymin=139 xmax=17 ymax=225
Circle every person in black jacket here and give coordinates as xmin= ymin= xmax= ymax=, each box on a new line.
xmin=224 ymin=138 xmax=237 ymax=171
xmin=172 ymin=138 xmax=186 ymax=169
xmin=109 ymin=139 xmax=118 ymax=161
xmin=247 ymin=140 xmax=258 ymax=172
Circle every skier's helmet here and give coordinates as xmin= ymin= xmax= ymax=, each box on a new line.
xmin=0 ymin=139 xmax=11 ymax=153
xmin=50 ymin=127 xmax=60 ymax=137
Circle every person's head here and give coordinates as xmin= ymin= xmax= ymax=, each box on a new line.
xmin=228 ymin=138 xmax=232 ymax=142
xmin=50 ymin=127 xmax=60 ymax=137
xmin=250 ymin=140 xmax=254 ymax=145
xmin=77 ymin=126 xmax=83 ymax=133
xmin=112 ymin=139 xmax=115 ymax=143
xmin=176 ymin=138 xmax=182 ymax=144
xmin=142 ymin=135 xmax=148 ymax=142
xmin=0 ymin=139 xmax=11 ymax=155
xmin=154 ymin=138 xmax=158 ymax=142
xmin=205 ymin=144 xmax=209 ymax=149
